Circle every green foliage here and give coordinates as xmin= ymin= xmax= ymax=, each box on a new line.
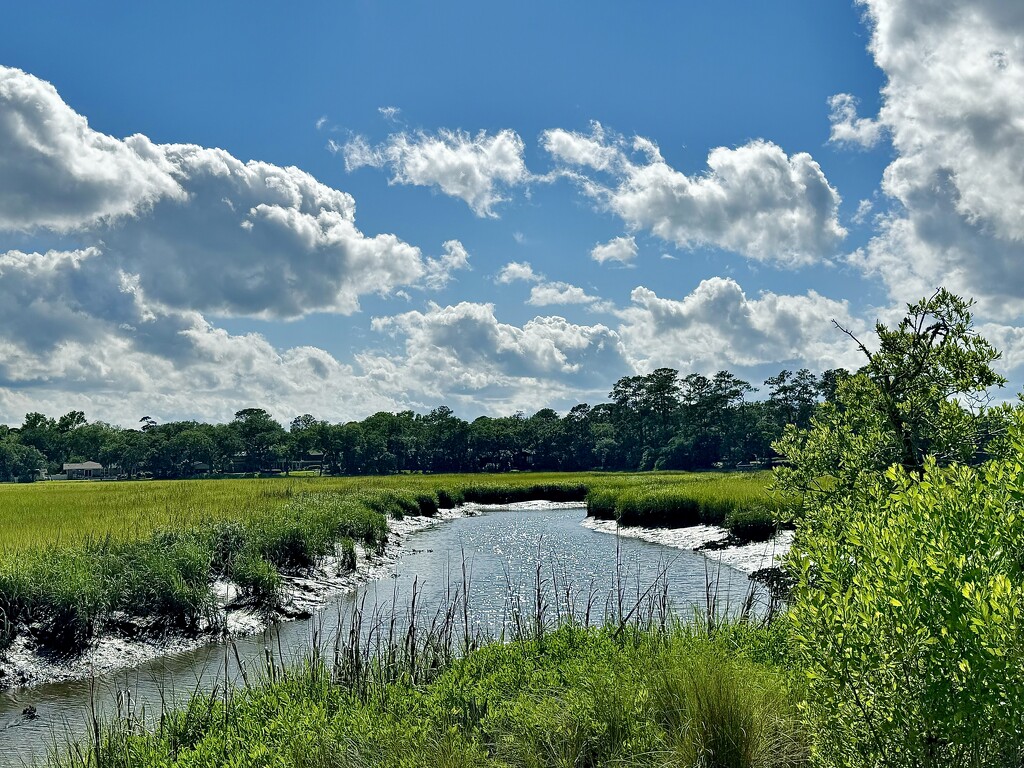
xmin=775 ymin=290 xmax=1006 ymax=498
xmin=774 ymin=290 xmax=1024 ymax=766
xmin=0 ymin=439 xmax=45 ymax=482
xmin=231 ymin=551 xmax=282 ymax=609
xmin=47 ymin=625 xmax=808 ymax=768
xmin=788 ymin=451 xmax=1024 ymax=766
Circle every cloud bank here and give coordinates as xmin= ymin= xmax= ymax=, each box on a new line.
xmin=848 ymin=0 xmax=1024 ymax=319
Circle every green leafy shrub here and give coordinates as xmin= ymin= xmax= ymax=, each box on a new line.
xmin=788 ymin=456 xmax=1024 ymax=767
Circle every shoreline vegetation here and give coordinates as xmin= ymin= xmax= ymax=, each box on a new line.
xmin=0 ymin=472 xmax=788 ymax=692
xmin=43 ymin=569 xmax=808 ymax=768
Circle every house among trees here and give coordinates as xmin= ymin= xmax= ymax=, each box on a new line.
xmin=62 ymin=461 xmax=105 ymax=480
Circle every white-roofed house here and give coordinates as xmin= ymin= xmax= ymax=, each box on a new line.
xmin=62 ymin=461 xmax=105 ymax=480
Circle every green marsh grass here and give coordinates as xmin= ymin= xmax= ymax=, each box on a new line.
xmin=43 ymin=571 xmax=807 ymax=768
xmin=0 ymin=472 xmax=781 ymax=655
xmin=585 ymin=472 xmax=794 ymax=539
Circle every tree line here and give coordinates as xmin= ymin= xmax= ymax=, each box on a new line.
xmin=0 ymin=367 xmax=853 ymax=482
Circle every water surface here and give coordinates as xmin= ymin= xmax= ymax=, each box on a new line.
xmin=0 ymin=506 xmax=752 ymax=765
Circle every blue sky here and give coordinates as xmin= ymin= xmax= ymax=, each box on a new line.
xmin=1 ymin=0 xmax=1022 ymax=425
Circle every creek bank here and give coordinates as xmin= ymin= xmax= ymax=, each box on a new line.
xmin=0 ymin=510 xmax=464 ymax=692
xmin=580 ymin=517 xmax=793 ymax=575
xmin=0 ymin=499 xmax=774 ymax=693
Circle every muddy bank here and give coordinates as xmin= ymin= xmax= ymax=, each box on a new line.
xmin=0 ymin=501 xmax=587 ymax=692
xmin=0 ymin=510 xmax=465 ymax=692
xmin=580 ymin=517 xmax=792 ymax=575
xmin=1 ymin=500 xmax=766 ymax=692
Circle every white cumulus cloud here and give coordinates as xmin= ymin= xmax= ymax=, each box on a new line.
xmin=496 ymin=261 xmax=604 ymax=307
xmin=541 ymin=121 xmax=625 ymax=172
xmin=342 ymin=128 xmax=530 ymax=217
xmin=0 ymin=66 xmax=184 ymax=231
xmin=544 ymin=124 xmax=846 ymax=267
xmin=527 ymin=282 xmax=601 ymax=307
xmin=0 ymin=248 xmax=403 ymax=425
xmin=363 ymin=302 xmax=630 ymax=411
xmin=616 ymin=277 xmax=866 ymax=373
xmin=0 ymin=68 xmax=468 ymax=320
xmin=827 ymin=93 xmax=884 ymax=149
xmin=850 ymin=0 xmax=1024 ymax=319
xmin=496 ymin=261 xmax=539 ymax=284
xmin=591 ymin=235 xmax=638 ymax=265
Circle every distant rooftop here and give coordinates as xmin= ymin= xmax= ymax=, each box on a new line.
xmin=63 ymin=461 xmax=103 ymax=470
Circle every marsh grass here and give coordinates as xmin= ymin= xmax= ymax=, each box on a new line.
xmin=0 ymin=472 xmax=772 ymax=552
xmin=0 ymin=472 xmax=780 ymax=657
xmin=0 ymin=492 xmax=396 ymax=654
xmin=586 ymin=473 xmax=795 ymax=539
xmin=44 ymin=564 xmax=807 ymax=768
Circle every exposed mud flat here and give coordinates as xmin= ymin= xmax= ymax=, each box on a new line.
xmin=580 ymin=517 xmax=793 ymax=575
xmin=0 ymin=510 xmax=465 ymax=692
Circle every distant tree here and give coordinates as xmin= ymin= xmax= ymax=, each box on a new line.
xmin=209 ymin=423 xmax=244 ymax=473
xmin=231 ymin=408 xmax=287 ymax=472
xmin=18 ymin=412 xmax=64 ymax=471
xmin=288 ymin=413 xmax=320 ymax=472
xmin=610 ymin=368 xmax=683 ymax=468
xmin=659 ymin=371 xmax=754 ymax=469
xmin=817 ymin=368 xmax=851 ymax=404
xmin=66 ymin=422 xmax=119 ymax=463
xmin=171 ymin=428 xmax=215 ymax=475
xmin=421 ymin=406 xmax=470 ymax=473
xmin=562 ymin=403 xmax=597 ymax=470
xmin=764 ymin=369 xmax=820 ymax=431
xmin=57 ymin=410 xmax=87 ymax=434
xmin=99 ymin=430 xmax=148 ymax=477
xmin=0 ymin=440 xmax=45 ymax=482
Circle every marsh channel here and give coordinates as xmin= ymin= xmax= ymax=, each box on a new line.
xmin=0 ymin=502 xmax=761 ymax=765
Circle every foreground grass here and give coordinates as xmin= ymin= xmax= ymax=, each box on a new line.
xmin=49 ymin=622 xmax=808 ymax=768
xmin=0 ymin=472 xmax=786 ymax=657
